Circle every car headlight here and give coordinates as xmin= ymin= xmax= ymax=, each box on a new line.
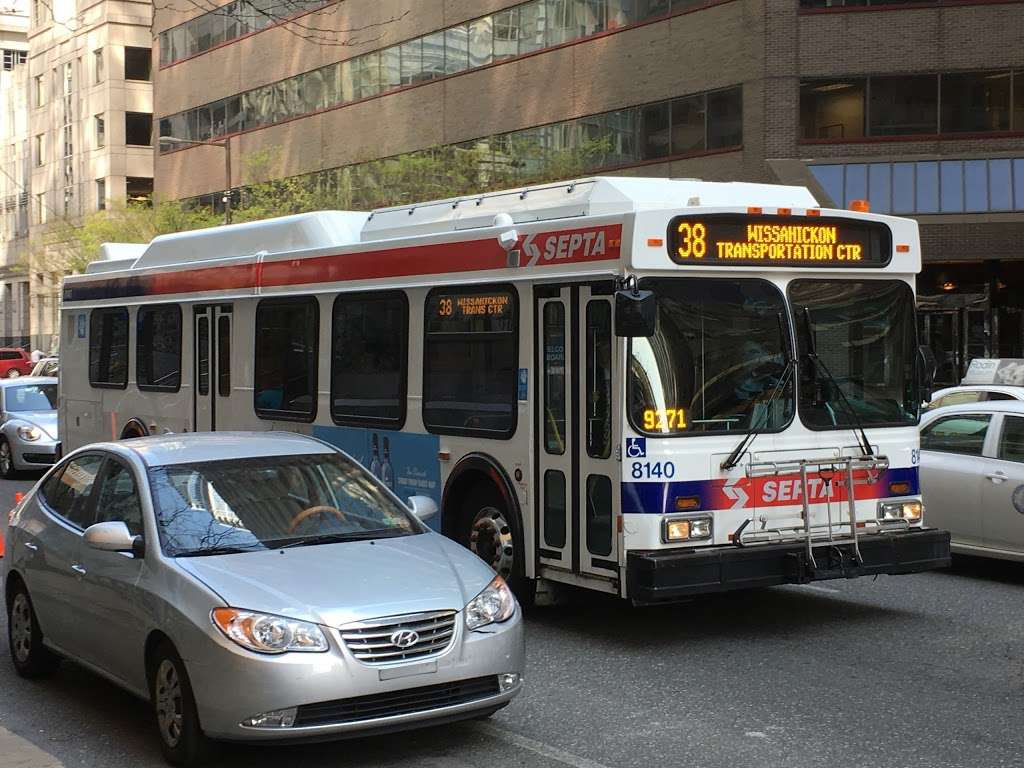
xmin=16 ymin=426 xmax=41 ymax=442
xmin=465 ymin=575 xmax=516 ymax=631
xmin=877 ymin=500 xmax=923 ymax=523
xmin=663 ymin=515 xmax=713 ymax=543
xmin=211 ymin=608 xmax=329 ymax=654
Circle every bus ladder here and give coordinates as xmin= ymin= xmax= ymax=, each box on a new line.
xmin=741 ymin=456 xmax=891 ymax=579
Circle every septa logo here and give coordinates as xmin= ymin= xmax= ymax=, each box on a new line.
xmin=521 ymin=225 xmax=622 ymax=267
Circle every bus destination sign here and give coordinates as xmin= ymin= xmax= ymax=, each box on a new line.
xmin=667 ymin=214 xmax=891 ymax=268
xmin=427 ymin=290 xmax=515 ymax=334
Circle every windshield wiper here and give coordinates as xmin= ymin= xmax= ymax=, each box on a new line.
xmin=175 ymin=545 xmax=261 ymax=558
xmin=272 ymin=529 xmax=408 ymax=550
xmin=721 ymin=313 xmax=796 ymax=471
xmin=801 ymin=306 xmax=874 ymax=457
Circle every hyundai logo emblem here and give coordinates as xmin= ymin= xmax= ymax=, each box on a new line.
xmin=390 ymin=629 xmax=420 ymax=649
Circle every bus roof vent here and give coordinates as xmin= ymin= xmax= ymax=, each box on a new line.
xmin=85 ymin=243 xmax=147 ymax=273
xmin=131 ymin=211 xmax=369 ymax=270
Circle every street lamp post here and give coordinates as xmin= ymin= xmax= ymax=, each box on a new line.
xmin=158 ymin=135 xmax=233 ymax=225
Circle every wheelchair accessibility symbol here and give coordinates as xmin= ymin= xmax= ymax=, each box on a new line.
xmin=626 ymin=437 xmax=646 ymax=459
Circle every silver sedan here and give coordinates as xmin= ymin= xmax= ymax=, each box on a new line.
xmin=3 ymin=432 xmax=524 ymax=766
xmin=0 ymin=376 xmax=58 ymax=477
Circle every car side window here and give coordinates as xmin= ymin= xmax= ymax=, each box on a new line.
xmin=933 ymin=392 xmax=982 ymax=409
xmin=920 ymin=414 xmax=992 ymax=456
xmin=94 ymin=461 xmax=144 ymax=536
xmin=998 ymin=416 xmax=1024 ymax=464
xmin=40 ymin=454 xmax=105 ymax=528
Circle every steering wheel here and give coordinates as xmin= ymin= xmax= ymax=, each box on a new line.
xmin=286 ymin=505 xmax=347 ymax=534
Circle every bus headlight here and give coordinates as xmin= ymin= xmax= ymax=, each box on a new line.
xmin=877 ymin=501 xmax=923 ymax=523
xmin=663 ymin=516 xmax=713 ymax=543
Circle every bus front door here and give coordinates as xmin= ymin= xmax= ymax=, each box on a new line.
xmin=193 ymin=305 xmax=232 ymax=432
xmin=536 ymin=285 xmax=620 ymax=585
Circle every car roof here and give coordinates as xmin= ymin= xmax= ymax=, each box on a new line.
xmin=931 ymin=384 xmax=1024 ymax=399
xmin=80 ymin=431 xmax=337 ymax=468
xmin=0 ymin=376 xmax=57 ymax=387
xmin=921 ymin=400 xmax=1024 ymax=423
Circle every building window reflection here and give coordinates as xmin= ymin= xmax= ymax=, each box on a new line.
xmin=810 ymin=157 xmax=1024 ymax=214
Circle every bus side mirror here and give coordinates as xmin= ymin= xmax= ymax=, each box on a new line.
xmin=917 ymin=344 xmax=936 ymax=403
xmin=615 ymin=289 xmax=656 ymax=337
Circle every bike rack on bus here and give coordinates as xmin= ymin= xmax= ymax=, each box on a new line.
xmin=737 ymin=455 xmax=892 ymax=573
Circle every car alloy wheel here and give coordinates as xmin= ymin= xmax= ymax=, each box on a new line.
xmin=469 ymin=506 xmax=515 ymax=580
xmin=9 ymin=593 xmax=33 ymax=664
xmin=6 ymin=369 xmax=19 ymax=378
xmin=155 ymin=659 xmax=184 ymax=749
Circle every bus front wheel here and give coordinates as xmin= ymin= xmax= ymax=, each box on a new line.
xmin=459 ymin=485 xmax=533 ymax=605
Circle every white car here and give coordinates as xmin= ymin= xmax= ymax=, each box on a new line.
xmin=925 ymin=385 xmax=1024 ymax=412
xmin=920 ymin=401 xmax=1024 ymax=561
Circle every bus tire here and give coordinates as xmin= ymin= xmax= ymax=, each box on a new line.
xmin=459 ymin=483 xmax=534 ymax=606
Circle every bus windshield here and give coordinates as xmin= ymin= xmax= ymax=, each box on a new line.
xmin=629 ymin=278 xmax=794 ymax=435
xmin=790 ymin=279 xmax=918 ymax=429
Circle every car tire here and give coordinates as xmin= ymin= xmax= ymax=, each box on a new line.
xmin=150 ymin=640 xmax=213 ymax=767
xmin=6 ymin=368 xmax=19 ymax=378
xmin=0 ymin=437 xmax=18 ymax=479
xmin=6 ymin=580 xmax=59 ymax=678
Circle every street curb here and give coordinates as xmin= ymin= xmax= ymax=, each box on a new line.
xmin=0 ymin=726 xmax=64 ymax=767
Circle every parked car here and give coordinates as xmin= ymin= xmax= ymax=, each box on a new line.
xmin=920 ymin=401 xmax=1024 ymax=561
xmin=3 ymin=432 xmax=523 ymax=766
xmin=925 ymin=384 xmax=1024 ymax=411
xmin=30 ymin=357 xmax=58 ymax=378
xmin=0 ymin=348 xmax=33 ymax=378
xmin=0 ymin=376 xmax=58 ymax=478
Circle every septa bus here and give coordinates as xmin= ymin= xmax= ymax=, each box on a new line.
xmin=59 ymin=177 xmax=950 ymax=603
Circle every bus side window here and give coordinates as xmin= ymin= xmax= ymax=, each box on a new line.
xmin=89 ymin=307 xmax=129 ymax=389
xmin=137 ymin=305 xmax=182 ymax=392
xmin=254 ymin=297 xmax=318 ymax=421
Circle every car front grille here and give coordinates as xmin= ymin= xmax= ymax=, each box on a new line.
xmin=339 ymin=610 xmax=457 ymax=664
xmin=293 ymin=676 xmax=500 ymax=727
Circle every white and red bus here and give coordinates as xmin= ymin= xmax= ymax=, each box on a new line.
xmin=59 ymin=177 xmax=950 ymax=603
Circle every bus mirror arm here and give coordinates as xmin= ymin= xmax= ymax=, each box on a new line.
xmin=916 ymin=345 xmax=936 ymax=403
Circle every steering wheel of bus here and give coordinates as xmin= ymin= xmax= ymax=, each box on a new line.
xmin=287 ymin=505 xmax=347 ymax=534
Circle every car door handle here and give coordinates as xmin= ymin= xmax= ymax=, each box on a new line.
xmin=71 ymin=564 xmax=86 ymax=575
xmin=986 ymin=471 xmax=1008 ymax=483
xmin=23 ymin=541 xmax=38 ymax=551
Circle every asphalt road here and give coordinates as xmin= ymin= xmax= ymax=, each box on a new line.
xmin=1 ymin=473 xmax=1023 ymax=768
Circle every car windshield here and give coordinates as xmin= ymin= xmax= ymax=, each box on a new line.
xmin=790 ymin=279 xmax=918 ymax=428
xmin=629 ymin=278 xmax=794 ymax=435
xmin=148 ymin=453 xmax=423 ymax=557
xmin=6 ymin=384 xmax=57 ymax=411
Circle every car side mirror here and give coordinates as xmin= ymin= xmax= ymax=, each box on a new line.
xmin=614 ymin=288 xmax=657 ymax=337
xmin=917 ymin=344 xmax=937 ymax=403
xmin=407 ymin=495 xmax=438 ymax=522
xmin=84 ymin=521 xmax=144 ymax=557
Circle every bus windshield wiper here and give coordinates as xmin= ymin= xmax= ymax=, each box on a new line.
xmin=721 ymin=313 xmax=796 ymax=471
xmin=801 ymin=306 xmax=874 ymax=457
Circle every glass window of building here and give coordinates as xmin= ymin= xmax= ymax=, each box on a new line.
xmin=869 ymin=75 xmax=937 ymax=136
xmin=940 ymin=71 xmax=1011 ymax=133
xmin=517 ymin=0 xmax=547 ymax=54
xmin=640 ymin=101 xmax=670 ymax=159
xmin=95 ymin=114 xmax=105 ymax=148
xmin=800 ymin=79 xmax=865 ymax=139
xmin=421 ymin=31 xmax=445 ymax=80
xmin=125 ymin=113 xmax=152 ymax=146
xmin=399 ymin=38 xmax=422 ymax=84
xmin=445 ymin=24 xmax=470 ymax=74
xmin=469 ymin=16 xmax=494 ymax=68
xmin=124 ymin=47 xmax=152 ymax=81
xmin=493 ymin=7 xmax=520 ymax=60
xmin=93 ymin=48 xmax=103 ymax=84
xmin=34 ymin=75 xmax=43 ymax=107
xmin=96 ymin=178 xmax=105 ymax=211
xmin=33 ymin=134 xmax=43 ymax=166
xmin=707 ymin=87 xmax=742 ymax=148
xmin=671 ymin=94 xmax=705 ymax=155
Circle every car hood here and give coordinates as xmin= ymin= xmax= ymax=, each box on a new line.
xmin=7 ymin=411 xmax=57 ymax=440
xmin=174 ymin=532 xmax=496 ymax=628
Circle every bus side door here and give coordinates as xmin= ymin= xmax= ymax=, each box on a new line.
xmin=193 ymin=305 xmax=232 ymax=432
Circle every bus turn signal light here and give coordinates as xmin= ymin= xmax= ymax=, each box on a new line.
xmin=675 ymin=496 xmax=700 ymax=511
xmin=889 ymin=481 xmax=911 ymax=495
xmin=849 ymin=199 xmax=870 ymax=212
xmin=896 ymin=244 xmax=910 ymax=253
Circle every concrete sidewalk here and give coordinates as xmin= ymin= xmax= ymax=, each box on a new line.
xmin=0 ymin=726 xmax=63 ymax=767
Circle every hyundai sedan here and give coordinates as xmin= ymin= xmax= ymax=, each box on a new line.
xmin=3 ymin=432 xmax=524 ymax=766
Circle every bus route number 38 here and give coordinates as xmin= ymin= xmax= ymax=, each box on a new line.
xmin=630 ymin=461 xmax=676 ymax=480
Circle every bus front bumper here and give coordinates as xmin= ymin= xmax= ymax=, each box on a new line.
xmin=626 ymin=528 xmax=951 ymax=605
